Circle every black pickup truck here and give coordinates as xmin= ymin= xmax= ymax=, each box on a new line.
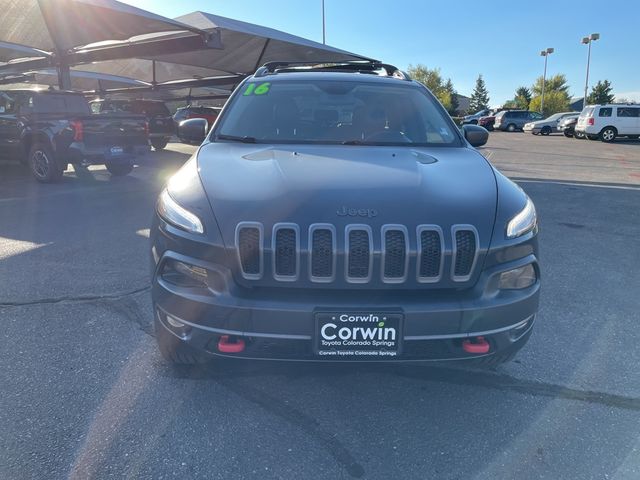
xmin=0 ymin=89 xmax=149 ymax=182
xmin=90 ymin=98 xmax=173 ymax=151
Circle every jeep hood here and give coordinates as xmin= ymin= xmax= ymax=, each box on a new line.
xmin=196 ymin=143 xmax=498 ymax=248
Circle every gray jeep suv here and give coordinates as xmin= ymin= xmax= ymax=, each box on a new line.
xmin=150 ymin=61 xmax=540 ymax=366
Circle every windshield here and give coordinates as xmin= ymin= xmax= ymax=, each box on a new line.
xmin=214 ymin=79 xmax=461 ymax=146
xmin=545 ymin=113 xmax=564 ymax=121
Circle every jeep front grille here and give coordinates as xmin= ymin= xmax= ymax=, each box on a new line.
xmin=346 ymin=226 xmax=373 ymax=282
xmin=310 ymin=225 xmax=335 ymax=281
xmin=236 ymin=223 xmax=478 ymax=284
xmin=273 ymin=224 xmax=299 ymax=280
xmin=452 ymin=226 xmax=479 ymax=281
xmin=236 ymin=223 xmax=262 ymax=279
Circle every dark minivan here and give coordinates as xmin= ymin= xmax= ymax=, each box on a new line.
xmin=494 ymin=110 xmax=543 ymax=132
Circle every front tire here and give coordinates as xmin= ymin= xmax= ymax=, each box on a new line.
xmin=155 ymin=318 xmax=207 ymax=365
xmin=574 ymin=131 xmax=585 ymax=139
xmin=541 ymin=126 xmax=552 ymax=136
xmin=506 ymin=123 xmax=516 ymax=132
xmin=563 ymin=131 xmax=573 ymax=138
xmin=106 ymin=162 xmax=134 ymax=176
xmin=151 ymin=138 xmax=169 ymax=151
xmin=600 ymin=127 xmax=617 ymax=143
xmin=28 ymin=143 xmax=64 ymax=183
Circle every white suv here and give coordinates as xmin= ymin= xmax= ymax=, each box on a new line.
xmin=575 ymin=104 xmax=640 ymax=142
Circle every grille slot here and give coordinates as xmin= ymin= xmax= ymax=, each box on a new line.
xmin=418 ymin=227 xmax=443 ymax=281
xmin=382 ymin=227 xmax=408 ymax=282
xmin=346 ymin=227 xmax=372 ymax=282
xmin=273 ymin=226 xmax=298 ymax=279
xmin=237 ymin=225 xmax=262 ymax=278
xmin=310 ymin=226 xmax=335 ymax=280
xmin=453 ymin=228 xmax=477 ymax=280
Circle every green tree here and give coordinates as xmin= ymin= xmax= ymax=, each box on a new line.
xmin=532 ymin=74 xmax=570 ymax=96
xmin=514 ymin=86 xmax=532 ymax=110
xmin=529 ymin=91 xmax=570 ymax=116
xmin=407 ymin=64 xmax=454 ymax=113
xmin=530 ymin=74 xmax=571 ymax=115
xmin=468 ymin=74 xmax=490 ymax=113
xmin=587 ymin=80 xmax=615 ymax=105
xmin=444 ymin=78 xmax=459 ymax=115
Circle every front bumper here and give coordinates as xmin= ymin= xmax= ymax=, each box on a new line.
xmin=151 ymin=248 xmax=540 ymax=363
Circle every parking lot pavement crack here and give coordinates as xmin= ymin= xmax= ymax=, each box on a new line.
xmin=0 ymin=286 xmax=151 ymax=308
xmin=394 ymin=367 xmax=640 ymax=412
xmin=217 ymin=379 xmax=366 ymax=478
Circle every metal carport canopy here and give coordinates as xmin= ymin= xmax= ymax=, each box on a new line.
xmin=0 ymin=0 xmax=218 ymax=80
xmin=78 ymin=10 xmax=374 ymax=85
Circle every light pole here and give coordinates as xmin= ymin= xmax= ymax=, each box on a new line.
xmin=539 ymin=47 xmax=554 ymax=116
xmin=581 ymin=33 xmax=600 ymax=107
xmin=321 ymin=0 xmax=326 ymax=44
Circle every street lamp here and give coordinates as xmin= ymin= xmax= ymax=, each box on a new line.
xmin=581 ymin=33 xmax=600 ymax=107
xmin=539 ymin=47 xmax=554 ymax=115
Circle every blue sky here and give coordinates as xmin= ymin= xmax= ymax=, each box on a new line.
xmin=123 ymin=0 xmax=640 ymax=105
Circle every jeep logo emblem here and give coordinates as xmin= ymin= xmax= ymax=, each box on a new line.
xmin=337 ymin=206 xmax=378 ymax=218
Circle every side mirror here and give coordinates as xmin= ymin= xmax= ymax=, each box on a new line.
xmin=178 ymin=118 xmax=208 ymax=144
xmin=462 ymin=124 xmax=489 ymax=147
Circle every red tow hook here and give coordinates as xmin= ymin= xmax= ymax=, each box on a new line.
xmin=462 ymin=336 xmax=490 ymax=354
xmin=217 ymin=335 xmax=246 ymax=354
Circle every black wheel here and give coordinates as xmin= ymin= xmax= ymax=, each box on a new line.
xmin=28 ymin=143 xmax=64 ymax=183
xmin=106 ymin=162 xmax=134 ymax=176
xmin=541 ymin=126 xmax=552 ymax=136
xmin=151 ymin=137 xmax=169 ymax=151
xmin=574 ymin=131 xmax=585 ymax=139
xmin=599 ymin=127 xmax=617 ymax=143
xmin=155 ymin=318 xmax=207 ymax=365
xmin=563 ymin=131 xmax=573 ymax=138
xmin=486 ymin=125 xmax=494 ymax=132
xmin=506 ymin=123 xmax=516 ymax=132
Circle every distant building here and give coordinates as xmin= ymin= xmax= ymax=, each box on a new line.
xmin=454 ymin=93 xmax=471 ymax=116
xmin=570 ymin=97 xmax=584 ymax=111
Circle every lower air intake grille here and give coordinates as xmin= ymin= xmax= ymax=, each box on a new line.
xmin=454 ymin=229 xmax=477 ymax=278
xmin=383 ymin=229 xmax=407 ymax=279
xmin=347 ymin=229 xmax=371 ymax=280
xmin=419 ymin=229 xmax=442 ymax=279
xmin=238 ymin=226 xmax=261 ymax=277
xmin=311 ymin=228 xmax=334 ymax=278
xmin=274 ymin=227 xmax=297 ymax=277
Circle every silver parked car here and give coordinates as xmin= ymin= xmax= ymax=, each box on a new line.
xmin=523 ymin=112 xmax=578 ymax=135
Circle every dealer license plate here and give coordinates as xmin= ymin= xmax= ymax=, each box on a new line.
xmin=315 ymin=312 xmax=403 ymax=359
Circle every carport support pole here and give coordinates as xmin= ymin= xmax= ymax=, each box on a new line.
xmin=57 ymin=63 xmax=72 ymax=90
xmin=322 ymin=0 xmax=326 ymax=44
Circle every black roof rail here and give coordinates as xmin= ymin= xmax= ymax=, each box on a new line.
xmin=254 ymin=61 xmax=411 ymax=80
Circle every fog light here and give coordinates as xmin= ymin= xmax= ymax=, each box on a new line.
xmin=164 ymin=313 xmax=191 ymax=338
xmin=161 ymin=259 xmax=208 ymax=288
xmin=499 ymin=264 xmax=536 ymax=289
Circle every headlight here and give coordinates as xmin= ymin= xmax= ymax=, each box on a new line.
xmin=499 ymin=264 xmax=537 ymax=289
xmin=506 ymin=197 xmax=537 ymax=239
xmin=157 ymin=189 xmax=204 ymax=234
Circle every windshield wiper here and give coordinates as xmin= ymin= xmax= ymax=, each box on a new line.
xmin=214 ymin=134 xmax=257 ymax=143
xmin=341 ymin=140 xmax=368 ymax=145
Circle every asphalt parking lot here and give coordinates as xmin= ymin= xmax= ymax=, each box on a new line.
xmin=1 ymin=133 xmax=639 ymax=479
